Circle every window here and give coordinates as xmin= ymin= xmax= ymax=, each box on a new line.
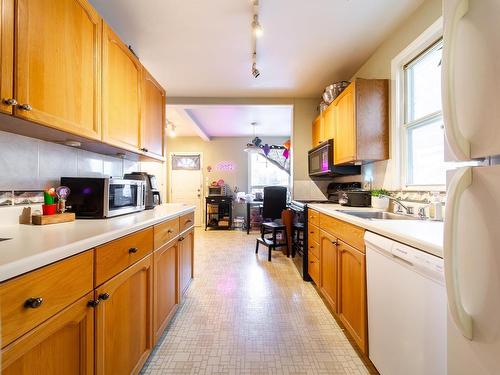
xmin=248 ymin=152 xmax=290 ymax=194
xmin=402 ymin=39 xmax=446 ymax=187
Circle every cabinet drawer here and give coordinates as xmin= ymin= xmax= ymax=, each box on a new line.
xmin=308 ymin=223 xmax=320 ymax=244
xmin=308 ymin=238 xmax=320 ymax=260
xmin=154 ymin=218 xmax=180 ymax=250
xmin=308 ymin=209 xmax=320 ymax=227
xmin=308 ymin=251 xmax=320 ymax=285
xmin=95 ymin=228 xmax=153 ymax=286
xmin=320 ymin=213 xmax=365 ymax=252
xmin=179 ymin=212 xmax=194 ymax=232
xmin=0 ymin=251 xmax=93 ymax=348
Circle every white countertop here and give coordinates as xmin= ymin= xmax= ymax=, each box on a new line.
xmin=307 ymin=204 xmax=443 ymax=258
xmin=0 ymin=203 xmax=195 ymax=282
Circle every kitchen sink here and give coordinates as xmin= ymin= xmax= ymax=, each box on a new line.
xmin=337 ymin=210 xmax=420 ymax=221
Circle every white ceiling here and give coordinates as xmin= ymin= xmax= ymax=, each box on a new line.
xmin=167 ymin=105 xmax=293 ymax=138
xmin=89 ymin=0 xmax=423 ymax=98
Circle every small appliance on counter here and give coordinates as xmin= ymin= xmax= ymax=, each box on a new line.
xmin=338 ymin=190 xmax=371 ymax=207
xmin=61 ymin=177 xmax=146 ymax=218
xmin=327 ymin=182 xmax=361 ymax=203
xmin=124 ymin=172 xmax=161 ymax=209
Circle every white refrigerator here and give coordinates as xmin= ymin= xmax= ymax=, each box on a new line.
xmin=442 ymin=0 xmax=500 ymax=374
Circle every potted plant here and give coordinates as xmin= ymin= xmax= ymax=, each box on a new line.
xmin=371 ymin=189 xmax=390 ymax=210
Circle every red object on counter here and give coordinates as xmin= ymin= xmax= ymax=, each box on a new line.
xmin=42 ymin=204 xmax=57 ymax=215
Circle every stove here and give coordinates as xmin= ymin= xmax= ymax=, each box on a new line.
xmin=289 ymin=182 xmax=361 ymax=280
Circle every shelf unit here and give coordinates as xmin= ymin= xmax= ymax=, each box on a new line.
xmin=205 ymin=196 xmax=233 ymax=230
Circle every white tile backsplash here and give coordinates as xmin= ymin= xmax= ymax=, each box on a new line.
xmin=0 ymin=131 xmax=159 ymax=191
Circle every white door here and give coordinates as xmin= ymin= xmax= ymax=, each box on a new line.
xmin=442 ymin=0 xmax=500 ymax=161
xmin=169 ymin=153 xmax=203 ymax=227
xmin=445 ymin=165 xmax=500 ymax=375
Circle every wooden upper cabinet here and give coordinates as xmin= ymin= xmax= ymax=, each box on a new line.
xmin=141 ymin=68 xmax=165 ymax=158
xmin=338 ymin=240 xmax=367 ymax=354
xmin=2 ymin=293 xmax=94 ymax=375
xmin=311 ymin=115 xmax=323 ymax=147
xmin=102 ymin=22 xmax=142 ymax=152
xmin=95 ymin=254 xmax=153 ymax=375
xmin=320 ymin=230 xmax=338 ymax=313
xmin=14 ymin=0 xmax=101 ymax=139
xmin=333 ymin=79 xmax=389 ymax=165
xmin=322 ymin=104 xmax=335 ymax=141
xmin=0 ymin=0 xmax=14 ymax=115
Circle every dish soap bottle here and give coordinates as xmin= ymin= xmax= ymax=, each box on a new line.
xmin=429 ymin=192 xmax=443 ymax=221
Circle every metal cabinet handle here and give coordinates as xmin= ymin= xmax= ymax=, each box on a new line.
xmin=128 ymin=247 xmax=138 ymax=254
xmin=87 ymin=299 xmax=100 ymax=308
xmin=18 ymin=104 xmax=32 ymax=111
xmin=332 ymin=240 xmax=339 ymax=246
xmin=167 ymin=229 xmax=173 ymax=234
xmin=178 ymin=236 xmax=184 ymax=242
xmin=24 ymin=297 xmax=43 ymax=309
xmin=3 ymin=98 xmax=17 ymax=106
xmin=185 ymin=219 xmax=192 ymax=224
xmin=98 ymin=293 xmax=110 ymax=301
xmin=140 ymin=147 xmax=149 ymax=153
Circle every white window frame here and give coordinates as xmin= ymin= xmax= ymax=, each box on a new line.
xmin=247 ymin=152 xmax=291 ymax=193
xmin=390 ymin=18 xmax=445 ymax=191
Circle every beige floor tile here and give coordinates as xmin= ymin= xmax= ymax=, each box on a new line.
xmin=141 ymin=229 xmax=377 ymax=375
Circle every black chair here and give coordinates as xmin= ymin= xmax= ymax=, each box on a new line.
xmin=291 ymin=222 xmax=304 ymax=258
xmin=255 ymin=186 xmax=288 ymax=261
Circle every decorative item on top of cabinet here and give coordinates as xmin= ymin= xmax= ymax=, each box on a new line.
xmin=333 ymin=78 xmax=389 ymax=165
xmin=141 ymin=67 xmax=166 ymax=159
xmin=1 ymin=292 xmax=95 ymax=375
xmin=95 ymin=254 xmax=153 ymax=375
xmin=14 ymin=0 xmax=102 ymax=139
xmin=102 ymin=21 xmax=142 ymax=153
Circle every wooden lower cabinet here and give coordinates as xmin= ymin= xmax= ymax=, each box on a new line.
xmin=319 ymin=230 xmax=338 ymax=312
xmin=95 ymin=255 xmax=153 ymax=375
xmin=1 ymin=292 xmax=94 ymax=375
xmin=153 ymin=241 xmax=178 ymax=343
xmin=179 ymin=229 xmax=194 ymax=296
xmin=338 ymin=240 xmax=367 ymax=354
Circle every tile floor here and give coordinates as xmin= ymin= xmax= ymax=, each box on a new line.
xmin=141 ymin=229 xmax=377 ymax=375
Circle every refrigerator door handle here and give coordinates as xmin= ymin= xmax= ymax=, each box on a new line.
xmin=442 ymin=0 xmax=471 ymax=161
xmin=444 ymin=166 xmax=473 ymax=340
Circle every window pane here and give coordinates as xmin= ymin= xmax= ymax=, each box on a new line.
xmin=250 ymin=153 xmax=290 ymax=190
xmin=406 ymin=41 xmax=442 ymax=122
xmin=407 ymin=118 xmax=446 ymax=186
xmin=171 ymin=155 xmax=200 ymax=170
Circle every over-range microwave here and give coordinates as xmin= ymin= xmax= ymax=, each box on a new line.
xmin=60 ymin=177 xmax=146 ymax=218
xmin=308 ymin=139 xmax=360 ymax=177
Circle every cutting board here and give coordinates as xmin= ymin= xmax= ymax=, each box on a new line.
xmin=32 ymin=213 xmax=75 ymax=225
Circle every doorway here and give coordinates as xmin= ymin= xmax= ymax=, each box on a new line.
xmin=169 ymin=153 xmax=203 ymax=227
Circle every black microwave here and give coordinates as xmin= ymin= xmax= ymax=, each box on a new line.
xmin=60 ymin=177 xmax=146 ymax=218
xmin=308 ymin=139 xmax=360 ymax=177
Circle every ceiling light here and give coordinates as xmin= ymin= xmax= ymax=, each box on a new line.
xmin=252 ymin=62 xmax=260 ymax=78
xmin=167 ymin=120 xmax=176 ymax=137
xmin=252 ymin=15 xmax=263 ymax=37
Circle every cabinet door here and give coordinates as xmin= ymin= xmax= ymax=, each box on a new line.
xmin=141 ymin=68 xmax=165 ymax=158
xmin=102 ymin=22 xmax=142 ymax=152
xmin=153 ymin=242 xmax=178 ymax=343
xmin=311 ymin=115 xmax=322 ymax=147
xmin=322 ymin=104 xmax=335 ymax=141
xmin=334 ymin=84 xmax=356 ymax=164
xmin=95 ymin=255 xmax=153 ymax=375
xmin=2 ymin=293 xmax=94 ymax=375
xmin=338 ymin=240 xmax=367 ymax=354
xmin=0 ymin=0 xmax=13 ymax=114
xmin=320 ymin=230 xmax=338 ymax=312
xmin=179 ymin=229 xmax=194 ymax=296
xmin=15 ymin=0 xmax=101 ymax=139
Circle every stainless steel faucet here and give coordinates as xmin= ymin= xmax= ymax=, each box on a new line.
xmin=380 ymin=195 xmax=411 ymax=215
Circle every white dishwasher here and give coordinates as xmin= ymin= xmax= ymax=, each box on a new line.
xmin=365 ymin=232 xmax=446 ymax=375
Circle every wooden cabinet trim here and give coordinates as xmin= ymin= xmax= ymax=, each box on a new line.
xmin=141 ymin=67 xmax=165 ymax=159
xmin=319 ymin=229 xmax=338 ymax=313
xmin=0 ymin=0 xmax=14 ymax=115
xmin=1 ymin=292 xmax=94 ymax=373
xmin=319 ymin=213 xmax=365 ymax=253
xmin=154 ymin=218 xmax=180 ymax=250
xmin=0 ymin=251 xmax=94 ymax=348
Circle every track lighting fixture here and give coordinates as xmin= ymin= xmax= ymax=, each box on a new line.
xmin=251 ymin=52 xmax=260 ymax=78
xmin=252 ymin=14 xmax=263 ymax=37
xmin=166 ymin=120 xmax=176 ymax=137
